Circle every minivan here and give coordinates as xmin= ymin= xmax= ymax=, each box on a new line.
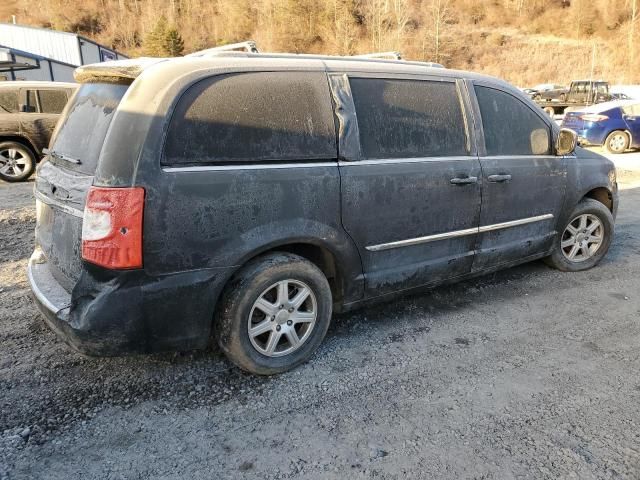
xmin=29 ymin=54 xmax=618 ymax=375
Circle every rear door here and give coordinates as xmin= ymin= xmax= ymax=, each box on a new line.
xmin=471 ymin=83 xmax=567 ymax=271
xmin=335 ymin=74 xmax=482 ymax=295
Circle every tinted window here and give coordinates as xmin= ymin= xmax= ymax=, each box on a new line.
xmin=0 ymin=90 xmax=18 ymax=113
xmin=39 ymin=89 xmax=68 ymax=114
xmin=350 ymin=78 xmax=467 ymax=159
xmin=475 ymin=86 xmax=550 ymax=156
xmin=50 ymin=83 xmax=128 ymax=175
xmin=164 ymin=72 xmax=336 ymax=164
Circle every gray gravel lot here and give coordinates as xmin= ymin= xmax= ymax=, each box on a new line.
xmin=2 ymin=168 xmax=640 ymax=479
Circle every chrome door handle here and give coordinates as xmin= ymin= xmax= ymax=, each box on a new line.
xmin=450 ymin=176 xmax=478 ymax=185
xmin=488 ymin=174 xmax=512 ymax=183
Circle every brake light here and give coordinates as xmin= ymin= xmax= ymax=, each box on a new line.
xmin=579 ymin=114 xmax=609 ymax=122
xmin=82 ymin=187 xmax=145 ymax=269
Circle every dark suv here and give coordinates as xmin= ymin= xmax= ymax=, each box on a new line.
xmin=28 ymin=55 xmax=618 ymax=374
xmin=0 ymin=81 xmax=77 ymax=182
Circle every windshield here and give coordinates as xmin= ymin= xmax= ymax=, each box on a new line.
xmin=49 ymin=83 xmax=128 ymax=175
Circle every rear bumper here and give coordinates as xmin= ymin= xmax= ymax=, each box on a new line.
xmin=28 ymin=252 xmax=233 ymax=356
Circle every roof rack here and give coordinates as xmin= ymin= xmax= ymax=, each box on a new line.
xmin=187 ymin=41 xmax=259 ymax=57
xmin=352 ymin=51 xmax=402 ymax=60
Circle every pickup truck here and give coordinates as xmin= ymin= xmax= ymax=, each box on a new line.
xmin=535 ymin=80 xmax=612 ymax=116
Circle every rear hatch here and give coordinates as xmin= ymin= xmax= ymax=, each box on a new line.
xmin=34 ymin=83 xmax=129 ymax=291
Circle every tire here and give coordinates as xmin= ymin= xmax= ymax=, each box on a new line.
xmin=544 ymin=198 xmax=614 ymax=272
xmin=214 ymin=252 xmax=332 ymax=375
xmin=559 ymin=93 xmax=566 ymax=102
xmin=0 ymin=141 xmax=36 ymax=182
xmin=544 ymin=106 xmax=555 ymax=116
xmin=533 ymin=94 xmax=541 ymax=101
xmin=604 ymin=130 xmax=629 ymax=154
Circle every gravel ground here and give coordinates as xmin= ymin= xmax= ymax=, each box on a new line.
xmin=2 ymin=169 xmax=640 ymax=479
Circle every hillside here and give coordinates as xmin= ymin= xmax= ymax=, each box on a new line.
xmin=1 ymin=0 xmax=637 ymax=86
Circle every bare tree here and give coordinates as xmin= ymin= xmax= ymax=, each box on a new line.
xmin=421 ymin=0 xmax=455 ymax=64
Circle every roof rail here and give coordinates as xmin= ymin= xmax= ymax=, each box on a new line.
xmin=352 ymin=51 xmax=402 ymax=60
xmin=187 ymin=41 xmax=259 ymax=57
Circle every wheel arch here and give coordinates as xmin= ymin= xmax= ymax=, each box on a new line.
xmin=0 ymin=135 xmax=39 ymax=159
xmin=583 ymin=186 xmax=614 ymax=212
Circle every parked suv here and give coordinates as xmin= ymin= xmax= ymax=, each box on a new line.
xmin=0 ymin=81 xmax=77 ymax=182
xmin=28 ymin=55 xmax=618 ymax=375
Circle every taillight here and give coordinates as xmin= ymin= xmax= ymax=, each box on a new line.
xmin=82 ymin=186 xmax=145 ymax=269
xmin=579 ymin=114 xmax=609 ymax=122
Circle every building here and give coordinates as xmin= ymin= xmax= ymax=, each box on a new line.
xmin=0 ymin=23 xmax=127 ymax=82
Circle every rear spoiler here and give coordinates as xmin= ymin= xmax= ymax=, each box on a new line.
xmin=74 ymin=58 xmax=167 ymax=84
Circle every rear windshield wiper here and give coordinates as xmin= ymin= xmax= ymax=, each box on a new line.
xmin=43 ymin=148 xmax=82 ymax=165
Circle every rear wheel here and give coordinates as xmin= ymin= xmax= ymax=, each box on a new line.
xmin=544 ymin=198 xmax=614 ymax=272
xmin=214 ymin=252 xmax=332 ymax=375
xmin=604 ymin=130 xmax=629 ymax=154
xmin=559 ymin=93 xmax=566 ymax=102
xmin=0 ymin=141 xmax=35 ymax=182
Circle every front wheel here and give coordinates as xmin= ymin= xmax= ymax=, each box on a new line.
xmin=0 ymin=141 xmax=36 ymax=182
xmin=604 ymin=130 xmax=629 ymax=154
xmin=214 ymin=252 xmax=332 ymax=375
xmin=544 ymin=198 xmax=614 ymax=272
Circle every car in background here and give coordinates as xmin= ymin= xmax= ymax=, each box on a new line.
xmin=561 ymin=100 xmax=640 ymax=154
xmin=0 ymin=81 xmax=77 ymax=182
xmin=611 ymin=92 xmax=632 ymax=101
xmin=531 ymin=84 xmax=569 ymax=102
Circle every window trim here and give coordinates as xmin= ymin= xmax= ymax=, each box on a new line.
xmin=161 ymin=70 xmax=339 ymax=167
xmin=342 ymin=73 xmax=472 ymax=162
xmin=470 ymin=81 xmax=554 ymax=158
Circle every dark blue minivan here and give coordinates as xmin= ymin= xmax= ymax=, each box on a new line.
xmin=562 ymin=100 xmax=640 ymax=154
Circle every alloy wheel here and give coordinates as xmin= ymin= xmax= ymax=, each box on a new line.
xmin=247 ymin=279 xmax=317 ymax=357
xmin=561 ymin=214 xmax=604 ymax=262
xmin=0 ymin=148 xmax=28 ymax=178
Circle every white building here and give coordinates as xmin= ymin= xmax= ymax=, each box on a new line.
xmin=0 ymin=23 xmax=127 ymax=82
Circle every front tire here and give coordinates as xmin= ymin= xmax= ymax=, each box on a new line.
xmin=604 ymin=130 xmax=629 ymax=154
xmin=214 ymin=252 xmax=332 ymax=375
xmin=0 ymin=141 xmax=36 ymax=182
xmin=544 ymin=198 xmax=614 ymax=272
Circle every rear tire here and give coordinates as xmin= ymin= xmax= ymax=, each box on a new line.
xmin=559 ymin=93 xmax=566 ymax=102
xmin=544 ymin=198 xmax=614 ymax=272
xmin=0 ymin=141 xmax=36 ymax=182
xmin=604 ymin=130 xmax=629 ymax=154
xmin=214 ymin=252 xmax=332 ymax=375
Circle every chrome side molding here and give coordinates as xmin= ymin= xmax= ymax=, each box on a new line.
xmin=366 ymin=214 xmax=554 ymax=252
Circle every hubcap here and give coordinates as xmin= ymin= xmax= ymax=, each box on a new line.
xmin=561 ymin=214 xmax=604 ymax=262
xmin=609 ymin=134 xmax=626 ymax=152
xmin=248 ymin=279 xmax=317 ymax=357
xmin=0 ymin=148 xmax=28 ymax=178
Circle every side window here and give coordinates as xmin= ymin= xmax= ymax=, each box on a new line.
xmin=0 ymin=90 xmax=18 ymax=113
xmin=475 ymin=86 xmax=550 ymax=156
xmin=164 ymin=71 xmax=336 ymax=164
xmin=349 ymin=78 xmax=467 ymax=159
xmin=38 ymin=89 xmax=69 ymax=114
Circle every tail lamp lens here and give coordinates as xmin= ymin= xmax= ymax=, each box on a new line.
xmin=579 ymin=114 xmax=608 ymax=122
xmin=81 ymin=186 xmax=145 ymax=269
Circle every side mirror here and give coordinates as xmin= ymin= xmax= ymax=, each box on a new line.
xmin=556 ymin=128 xmax=577 ymax=156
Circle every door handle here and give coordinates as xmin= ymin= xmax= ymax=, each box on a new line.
xmin=488 ymin=174 xmax=512 ymax=183
xmin=450 ymin=176 xmax=478 ymax=185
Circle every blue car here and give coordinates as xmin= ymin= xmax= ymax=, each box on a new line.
xmin=561 ymin=100 xmax=640 ymax=154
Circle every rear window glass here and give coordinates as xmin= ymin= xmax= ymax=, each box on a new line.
xmin=50 ymin=83 xmax=127 ymax=175
xmin=349 ymin=78 xmax=467 ymax=159
xmin=164 ymin=71 xmax=336 ymax=164
xmin=0 ymin=90 xmax=18 ymax=113
xmin=475 ymin=86 xmax=550 ymax=156
xmin=39 ymin=89 xmax=68 ymax=114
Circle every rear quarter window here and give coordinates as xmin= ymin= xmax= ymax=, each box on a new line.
xmin=164 ymin=71 xmax=337 ymax=164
